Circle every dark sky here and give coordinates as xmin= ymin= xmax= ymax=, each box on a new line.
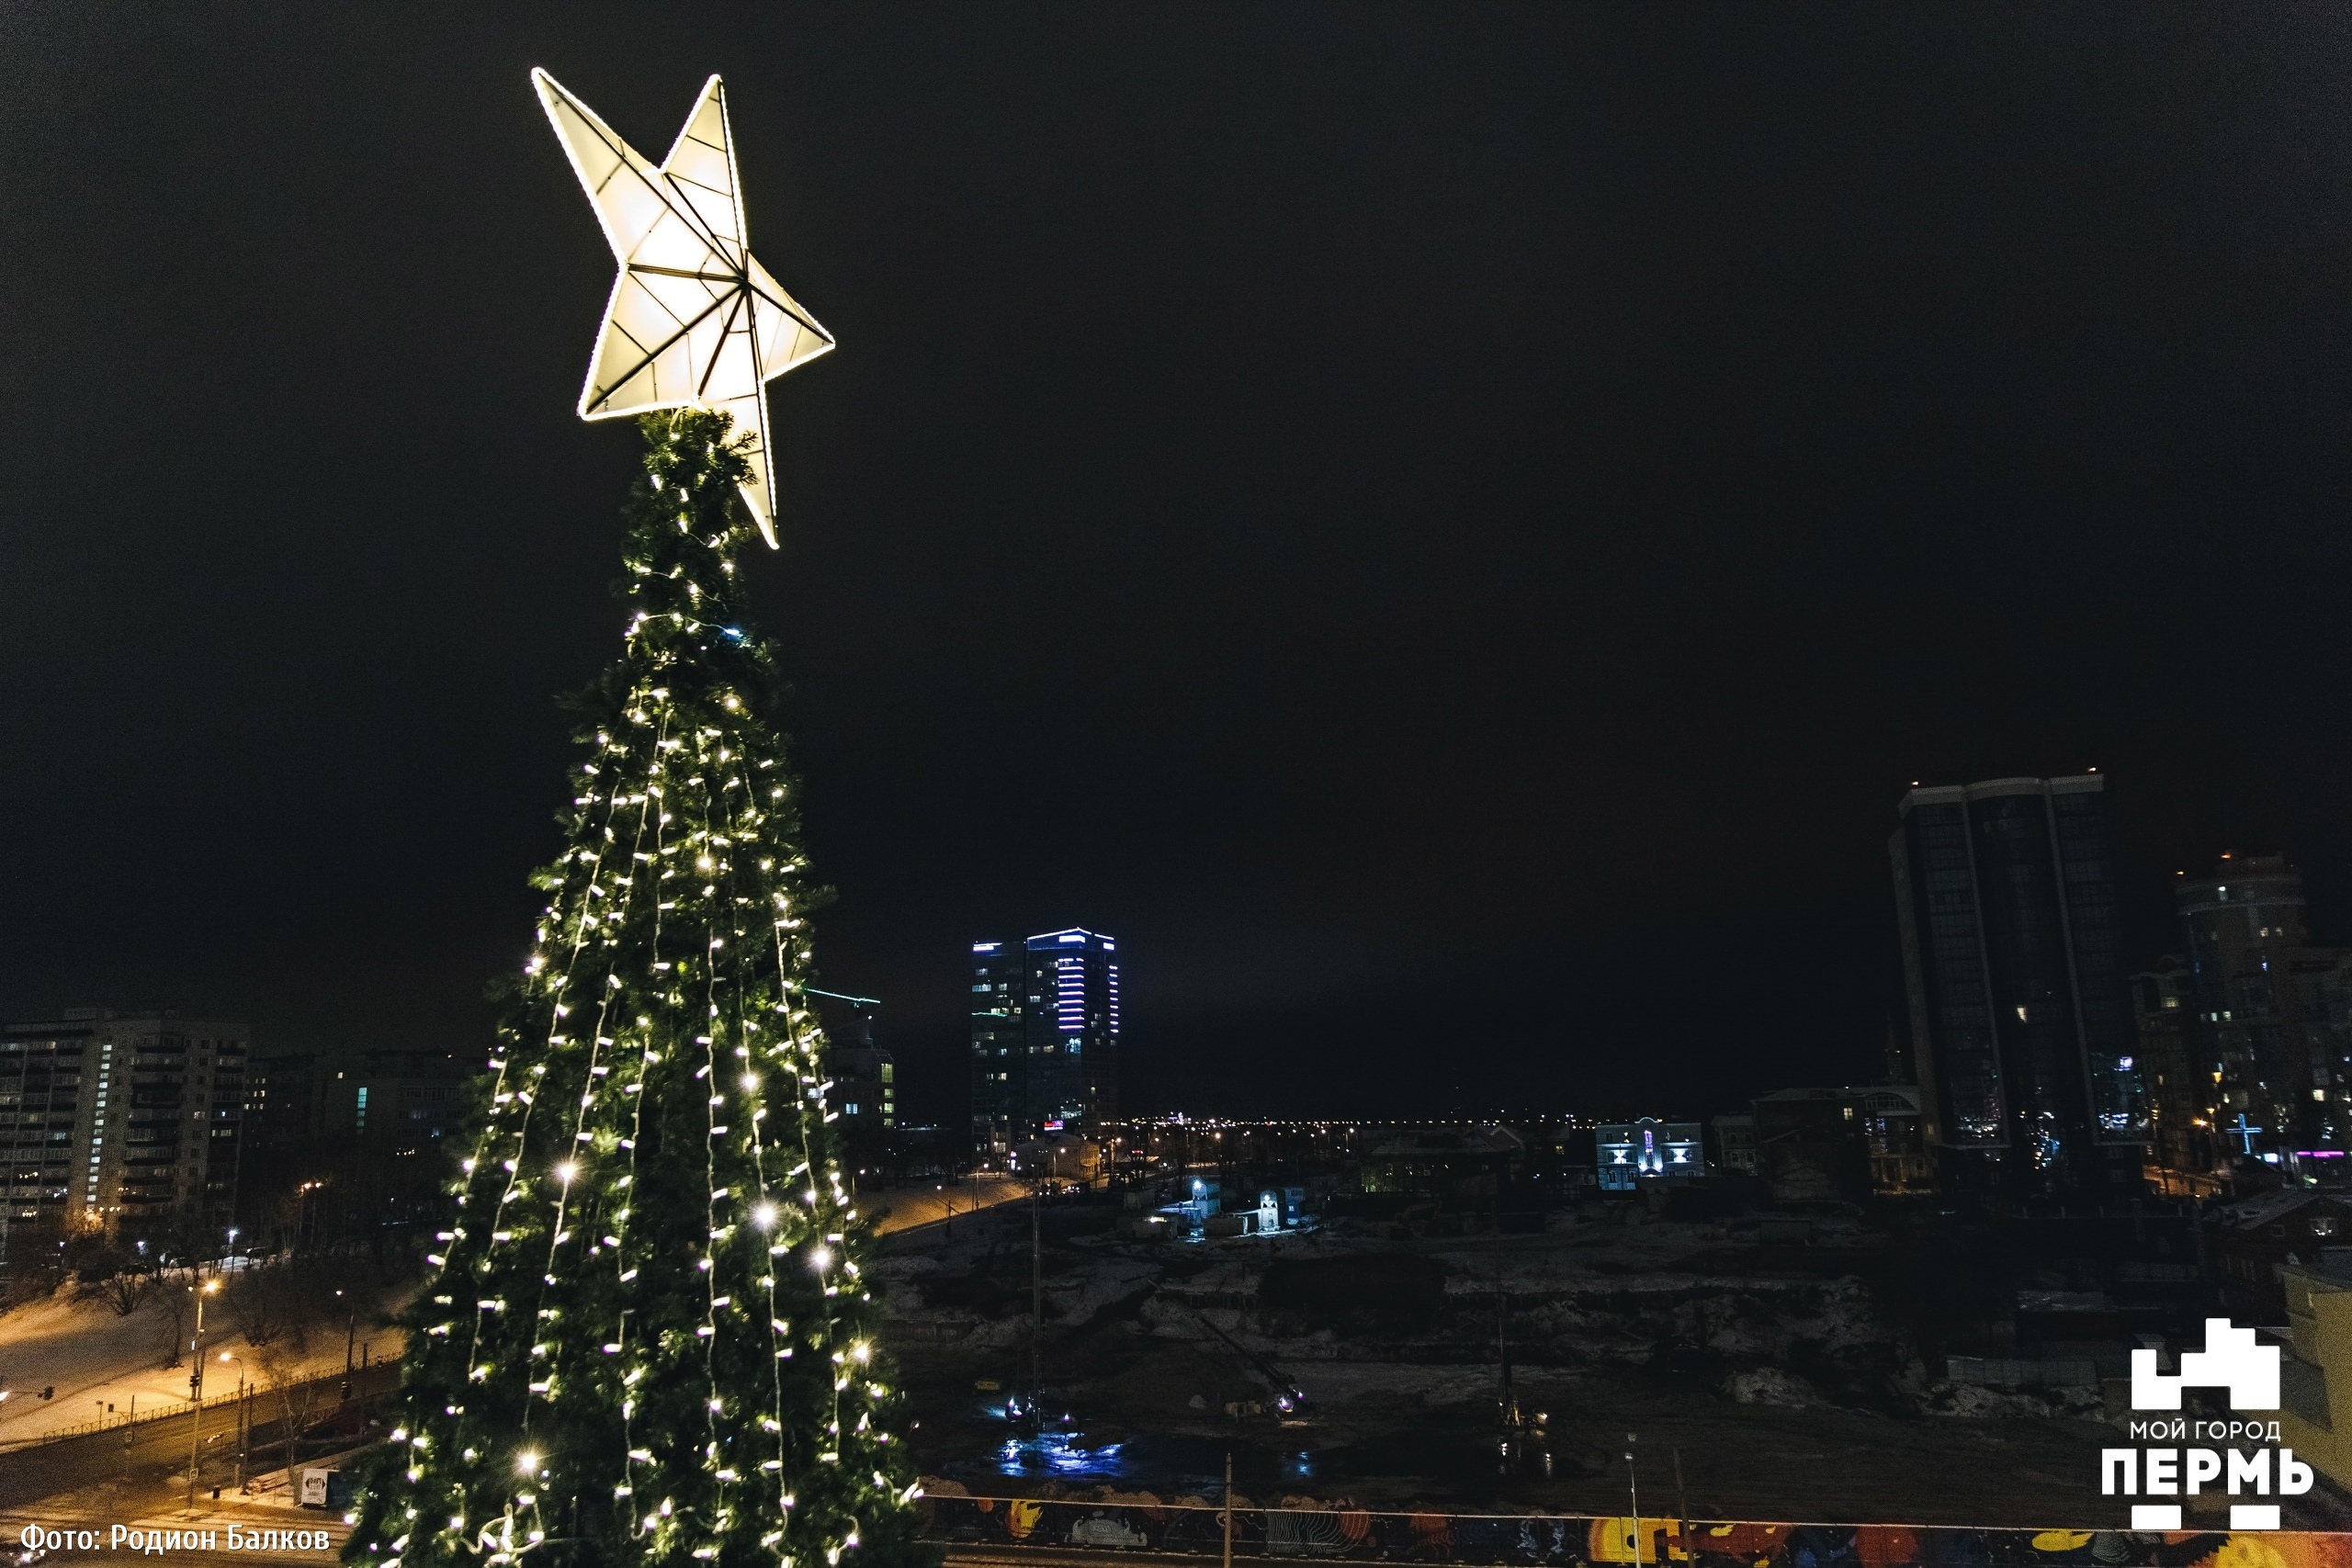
xmin=6 ymin=6 xmax=2352 ymax=1124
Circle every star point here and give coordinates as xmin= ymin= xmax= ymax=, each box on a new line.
xmin=532 ymin=68 xmax=834 ymax=547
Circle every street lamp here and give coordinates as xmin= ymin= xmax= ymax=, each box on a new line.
xmin=221 ymin=1354 xmax=246 ymax=1491
xmin=1623 ymin=1433 xmax=1642 ymax=1568
xmin=185 ymin=1275 xmax=220 ymax=1515
xmin=338 ymin=1288 xmax=356 ymax=1395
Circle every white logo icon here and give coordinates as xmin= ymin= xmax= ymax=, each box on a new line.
xmin=2132 ymin=1318 xmax=2279 ymax=1412
xmin=2109 ymin=1318 xmax=2303 ymax=1532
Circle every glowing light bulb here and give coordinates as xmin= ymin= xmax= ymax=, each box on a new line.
xmin=515 ymin=1450 xmax=540 ymax=1475
xmin=808 ymin=1244 xmax=831 ymax=1272
xmin=554 ymin=1162 xmax=579 ymax=1185
xmin=752 ymin=1203 xmax=778 ymax=1230
xmin=740 ymin=1073 xmax=759 ymax=1091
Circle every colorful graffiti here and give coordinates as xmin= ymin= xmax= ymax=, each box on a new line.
xmin=917 ymin=1495 xmax=2352 ymax=1568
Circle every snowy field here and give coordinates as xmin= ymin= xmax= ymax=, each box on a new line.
xmin=0 ymin=1280 xmax=410 ymax=1449
xmin=0 ymin=1174 xmax=1021 ymax=1452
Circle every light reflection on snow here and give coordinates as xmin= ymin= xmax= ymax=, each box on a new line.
xmin=997 ymin=1432 xmax=1128 ymax=1476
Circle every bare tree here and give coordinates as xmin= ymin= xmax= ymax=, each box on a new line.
xmin=98 ymin=1266 xmax=154 ymax=1317
xmin=155 ymin=1276 xmax=192 ymax=1369
xmin=225 ymin=1258 xmax=293 ymax=1348
xmin=97 ymin=1259 xmax=156 ymax=1316
xmin=251 ymin=1342 xmax=322 ymax=1474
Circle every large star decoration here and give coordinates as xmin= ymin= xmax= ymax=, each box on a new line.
xmin=533 ymin=69 xmax=834 ymax=547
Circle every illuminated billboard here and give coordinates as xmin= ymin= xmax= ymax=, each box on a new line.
xmin=1595 ymin=1117 xmax=1703 ymax=1191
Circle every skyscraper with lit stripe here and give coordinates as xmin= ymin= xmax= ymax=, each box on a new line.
xmin=968 ymin=929 xmax=1121 ymax=1155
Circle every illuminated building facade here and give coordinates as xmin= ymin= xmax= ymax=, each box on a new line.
xmin=1594 ymin=1118 xmax=1702 ymax=1190
xmin=969 ymin=929 xmax=1120 ymax=1155
xmin=2177 ymin=854 xmax=2352 ymax=1165
xmin=1890 ymin=774 xmax=2146 ymax=1193
xmin=0 ymin=1009 xmax=246 ymax=1277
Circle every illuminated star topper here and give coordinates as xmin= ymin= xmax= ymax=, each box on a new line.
xmin=532 ymin=69 xmax=835 ymax=547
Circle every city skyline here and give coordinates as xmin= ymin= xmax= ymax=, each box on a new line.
xmin=17 ymin=781 xmax=2352 ymax=1132
xmin=8 ymin=7 xmax=2352 ymax=1122
xmin=15 ymin=9 xmax=2352 ymax=1546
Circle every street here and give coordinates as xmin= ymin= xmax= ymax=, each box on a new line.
xmin=0 ymin=1364 xmax=401 ymax=1563
xmin=869 ymin=1177 xmax=1033 ymax=1235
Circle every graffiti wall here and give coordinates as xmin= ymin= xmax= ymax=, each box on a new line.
xmin=918 ymin=1494 xmax=2352 ymax=1568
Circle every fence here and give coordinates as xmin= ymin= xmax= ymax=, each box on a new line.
xmin=1944 ymin=1357 xmax=2100 ymax=1392
xmin=919 ymin=1495 xmax=2318 ymax=1566
xmin=0 ymin=1360 xmax=402 ymax=1450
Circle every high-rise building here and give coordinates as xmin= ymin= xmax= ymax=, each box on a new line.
xmin=825 ymin=1012 xmax=896 ymax=1165
xmin=232 ymin=1045 xmax=480 ymax=1251
xmin=2132 ymin=957 xmax=2223 ymax=1194
xmin=969 ymin=928 xmax=1120 ymax=1155
xmin=0 ymin=1009 xmax=246 ymax=1277
xmin=243 ymin=1048 xmax=477 ymax=1155
xmin=1889 ymin=774 xmax=2146 ymax=1193
xmin=2177 ymin=854 xmax=2352 ymax=1163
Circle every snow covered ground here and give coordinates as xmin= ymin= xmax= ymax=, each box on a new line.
xmin=0 ymin=1178 xmax=1013 ymax=1452
xmin=0 ymin=1282 xmax=409 ymax=1450
xmin=866 ymin=1177 xmax=1030 ymax=1235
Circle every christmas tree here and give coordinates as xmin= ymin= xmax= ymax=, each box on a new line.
xmin=346 ymin=411 xmax=925 ymax=1568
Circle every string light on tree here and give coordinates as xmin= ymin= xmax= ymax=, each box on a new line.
xmin=345 ymin=68 xmax=922 ymax=1568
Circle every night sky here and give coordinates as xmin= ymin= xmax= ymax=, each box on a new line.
xmin=6 ymin=6 xmax=2352 ymax=1124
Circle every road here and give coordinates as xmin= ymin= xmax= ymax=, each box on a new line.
xmin=0 ymin=1192 xmax=1024 ymax=1563
xmin=868 ymin=1176 xmax=1032 ymax=1235
xmin=0 ymin=1360 xmax=401 ymax=1567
